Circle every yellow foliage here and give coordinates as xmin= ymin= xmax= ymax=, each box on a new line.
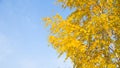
xmin=43 ymin=0 xmax=120 ymax=68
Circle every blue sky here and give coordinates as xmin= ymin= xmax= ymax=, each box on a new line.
xmin=0 ymin=0 xmax=73 ymax=68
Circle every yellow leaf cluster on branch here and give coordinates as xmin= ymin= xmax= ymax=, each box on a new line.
xmin=43 ymin=0 xmax=120 ymax=68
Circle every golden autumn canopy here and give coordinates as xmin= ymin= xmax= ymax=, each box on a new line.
xmin=43 ymin=0 xmax=120 ymax=68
